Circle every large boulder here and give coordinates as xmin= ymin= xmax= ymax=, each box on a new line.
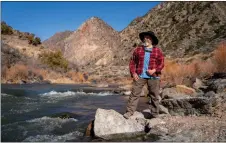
xmin=92 ymin=108 xmax=167 ymax=140
xmin=206 ymin=78 xmax=226 ymax=93
xmin=161 ymin=87 xmax=195 ymax=100
xmin=161 ymin=96 xmax=216 ymax=116
xmin=87 ymin=108 xmax=226 ymax=142
xmin=94 ymin=109 xmax=145 ymax=140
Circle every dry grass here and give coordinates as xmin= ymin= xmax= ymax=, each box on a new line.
xmin=1 ymin=64 xmax=76 ymax=84
xmin=162 ymin=43 xmax=226 ymax=86
xmin=5 ymin=64 xmax=29 ymax=82
xmin=2 ymin=41 xmax=225 ymax=85
xmin=66 ymin=71 xmax=87 ymax=82
xmin=162 ymin=58 xmax=216 ymax=85
xmin=213 ymin=43 xmax=226 ymax=72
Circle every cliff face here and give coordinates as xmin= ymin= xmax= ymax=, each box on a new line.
xmin=63 ymin=17 xmax=121 ymax=67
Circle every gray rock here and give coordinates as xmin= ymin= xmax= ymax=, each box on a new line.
xmin=146 ymin=118 xmax=166 ymax=128
xmin=94 ymin=108 xmax=145 ymax=140
xmin=159 ymin=105 xmax=170 ymax=114
xmin=161 ymin=97 xmax=214 ymax=115
xmin=161 ymin=88 xmax=191 ymax=100
xmin=93 ymin=108 xmax=169 ymax=140
xmin=123 ymin=91 xmax=131 ymax=96
xmin=129 ymin=111 xmax=145 ymax=120
xmin=204 ymin=91 xmax=216 ymax=98
xmin=161 ymin=88 xmax=178 ymax=99
xmin=19 ymin=80 xmax=27 ymax=84
xmin=193 ymin=78 xmax=208 ymax=90
xmin=206 ymin=78 xmax=226 ymax=93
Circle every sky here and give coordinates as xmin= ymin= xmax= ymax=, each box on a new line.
xmin=1 ymin=1 xmax=160 ymax=41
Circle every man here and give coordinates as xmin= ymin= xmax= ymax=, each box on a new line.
xmin=123 ymin=31 xmax=164 ymax=119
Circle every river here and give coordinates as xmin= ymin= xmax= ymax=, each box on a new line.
xmin=1 ymin=83 xmax=149 ymax=142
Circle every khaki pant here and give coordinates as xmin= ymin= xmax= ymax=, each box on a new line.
xmin=126 ymin=78 xmax=160 ymax=115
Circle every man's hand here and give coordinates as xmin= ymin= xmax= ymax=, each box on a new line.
xmin=133 ymin=73 xmax=139 ymax=81
xmin=147 ymin=69 xmax=156 ymax=75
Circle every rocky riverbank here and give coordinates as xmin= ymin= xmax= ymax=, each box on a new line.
xmin=85 ymin=72 xmax=226 ymax=141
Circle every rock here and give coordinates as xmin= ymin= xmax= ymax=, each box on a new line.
xmin=129 ymin=111 xmax=145 ymax=120
xmin=192 ymin=78 xmax=208 ymax=90
xmin=146 ymin=118 xmax=166 ymax=128
xmin=161 ymin=87 xmax=191 ymax=99
xmin=211 ymin=72 xmax=226 ymax=79
xmin=161 ymin=88 xmax=178 ymax=99
xmin=19 ymin=80 xmax=26 ymax=84
xmin=50 ymin=112 xmax=78 ymax=119
xmin=161 ymin=97 xmax=214 ymax=115
xmin=92 ymin=108 xmax=170 ymax=141
xmin=41 ymin=80 xmax=51 ymax=84
xmin=96 ymin=83 xmax=109 ymax=88
xmin=94 ymin=108 xmax=145 ymax=140
xmin=176 ymin=85 xmax=196 ymax=95
xmin=159 ymin=105 xmax=170 ymax=114
xmin=123 ymin=91 xmax=131 ymax=96
xmin=204 ymin=91 xmax=216 ymax=98
xmin=113 ymin=90 xmax=121 ymax=94
xmin=206 ymin=78 xmax=226 ymax=93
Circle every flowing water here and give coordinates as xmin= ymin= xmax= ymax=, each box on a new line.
xmin=1 ymin=84 xmax=149 ymax=142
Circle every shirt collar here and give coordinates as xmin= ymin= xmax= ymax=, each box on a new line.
xmin=144 ymin=46 xmax=153 ymax=52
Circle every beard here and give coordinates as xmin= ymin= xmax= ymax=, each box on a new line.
xmin=143 ymin=41 xmax=152 ymax=47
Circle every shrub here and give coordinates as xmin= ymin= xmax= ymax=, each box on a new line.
xmin=5 ymin=64 xmax=28 ymax=81
xmin=162 ymin=58 xmax=215 ymax=85
xmin=1 ymin=21 xmax=13 ymax=35
xmin=32 ymin=37 xmax=41 ymax=46
xmin=213 ymin=43 xmax=226 ymax=72
xmin=39 ymin=50 xmax=69 ymax=72
xmin=27 ymin=35 xmax=35 ymax=44
xmin=27 ymin=35 xmax=42 ymax=46
xmin=66 ymin=71 xmax=85 ymax=82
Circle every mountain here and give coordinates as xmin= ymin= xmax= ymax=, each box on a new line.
xmin=117 ymin=1 xmax=226 ymax=65
xmin=63 ymin=16 xmax=121 ymax=67
xmin=42 ymin=31 xmax=73 ymax=52
xmin=42 ymin=1 xmax=226 ymax=78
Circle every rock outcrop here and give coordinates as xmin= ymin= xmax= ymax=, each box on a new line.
xmin=64 ymin=17 xmax=121 ymax=67
xmin=86 ymin=108 xmax=226 ymax=142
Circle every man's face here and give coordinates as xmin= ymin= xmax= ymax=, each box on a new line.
xmin=144 ymin=35 xmax=152 ymax=46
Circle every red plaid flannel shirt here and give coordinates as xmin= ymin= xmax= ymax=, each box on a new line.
xmin=129 ymin=46 xmax=164 ymax=77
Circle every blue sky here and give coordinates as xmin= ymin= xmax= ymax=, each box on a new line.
xmin=2 ymin=2 xmax=160 ymax=41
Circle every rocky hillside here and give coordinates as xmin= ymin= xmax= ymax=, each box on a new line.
xmin=63 ymin=17 xmax=121 ymax=67
xmin=116 ymin=1 xmax=226 ymax=65
xmin=1 ymin=22 xmax=81 ymax=84
xmin=42 ymin=31 xmax=73 ymax=52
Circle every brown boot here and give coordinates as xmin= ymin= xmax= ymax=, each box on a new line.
xmin=123 ymin=112 xmax=133 ymax=119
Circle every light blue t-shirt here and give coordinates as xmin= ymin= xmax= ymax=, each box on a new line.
xmin=139 ymin=47 xmax=160 ymax=79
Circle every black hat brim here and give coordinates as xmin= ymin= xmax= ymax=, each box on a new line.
xmin=139 ymin=32 xmax=158 ymax=45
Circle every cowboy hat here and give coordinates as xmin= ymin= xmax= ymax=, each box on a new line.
xmin=139 ymin=31 xmax=159 ymax=45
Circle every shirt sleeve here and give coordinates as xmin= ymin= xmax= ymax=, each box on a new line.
xmin=156 ymin=48 xmax=164 ymax=72
xmin=129 ymin=48 xmax=137 ymax=77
